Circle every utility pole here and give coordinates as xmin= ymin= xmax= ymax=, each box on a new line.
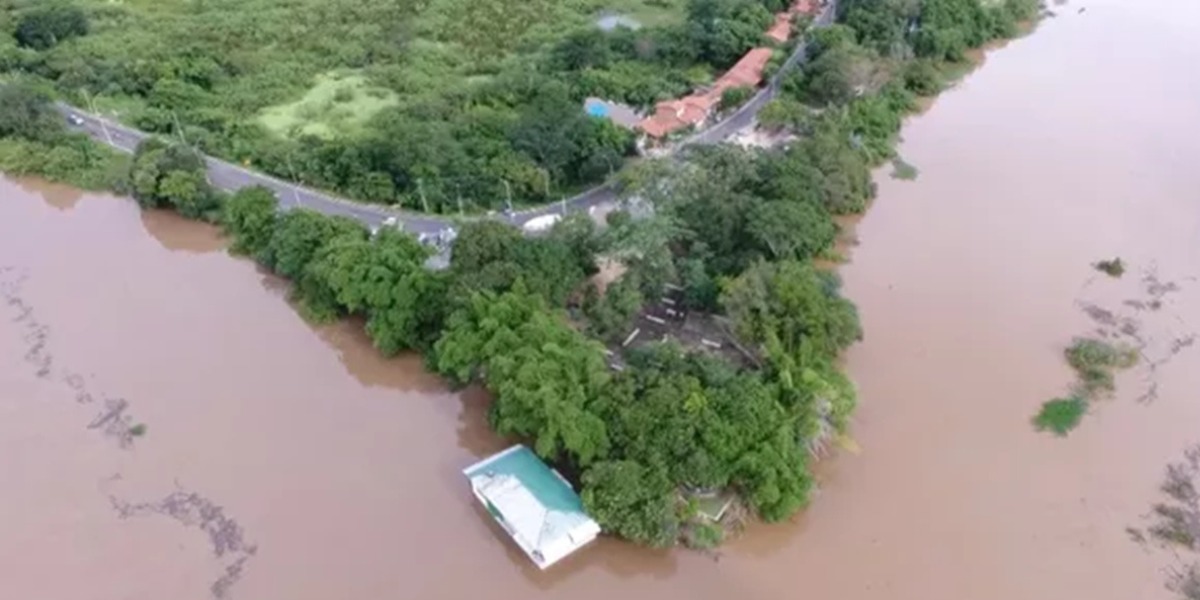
xmin=285 ymin=154 xmax=302 ymax=209
xmin=81 ymin=89 xmax=114 ymax=146
xmin=417 ymin=178 xmax=430 ymax=214
xmin=502 ymin=179 xmax=514 ymax=214
xmin=171 ymin=111 xmax=188 ymax=146
xmin=456 ymin=185 xmax=464 ymax=218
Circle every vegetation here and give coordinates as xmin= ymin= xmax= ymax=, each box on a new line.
xmin=129 ymin=138 xmax=221 ymax=220
xmin=1032 ymin=396 xmax=1086 ymax=436
xmin=890 ymin=157 xmax=918 ymax=180
xmin=13 ymin=2 xmax=88 ymax=51
xmin=1064 ymin=337 xmax=1138 ymax=396
xmin=1130 ymin=446 xmax=1200 ymax=599
xmin=0 ymin=83 xmax=128 ymax=189
xmin=1094 ymin=257 xmax=1126 ymax=278
xmin=2 ymin=0 xmax=799 ymax=212
xmin=1033 ymin=337 xmax=1138 ymax=436
xmin=719 ymin=85 xmax=755 ymax=111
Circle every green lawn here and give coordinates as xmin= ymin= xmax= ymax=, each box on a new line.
xmin=257 ymin=72 xmax=399 ymax=140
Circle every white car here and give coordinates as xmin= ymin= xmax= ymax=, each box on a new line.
xmin=67 ymin=114 xmax=85 ymax=126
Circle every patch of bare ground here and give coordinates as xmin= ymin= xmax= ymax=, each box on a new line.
xmin=605 ymin=285 xmax=756 ymax=372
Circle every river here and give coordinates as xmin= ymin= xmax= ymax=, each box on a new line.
xmin=2 ymin=0 xmax=1198 ymax=598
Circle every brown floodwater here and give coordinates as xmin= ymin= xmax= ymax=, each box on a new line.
xmin=2 ymin=0 xmax=1199 ymax=598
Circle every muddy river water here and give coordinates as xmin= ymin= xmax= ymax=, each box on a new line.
xmin=3 ymin=0 xmax=1199 ymax=598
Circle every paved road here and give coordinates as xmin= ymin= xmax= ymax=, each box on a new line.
xmin=58 ymin=0 xmax=836 ymax=234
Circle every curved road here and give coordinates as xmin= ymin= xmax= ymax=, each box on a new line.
xmin=60 ymin=0 xmax=835 ymax=236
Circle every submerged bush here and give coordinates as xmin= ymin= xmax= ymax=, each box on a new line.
xmin=1032 ymin=396 xmax=1087 ymax=436
xmin=1065 ymin=337 xmax=1138 ymax=395
xmin=1094 ymin=257 xmax=1126 ymax=278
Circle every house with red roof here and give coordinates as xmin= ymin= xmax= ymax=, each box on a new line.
xmin=637 ymin=0 xmax=823 ymax=142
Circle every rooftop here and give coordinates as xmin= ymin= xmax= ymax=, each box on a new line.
xmin=463 ymin=445 xmax=601 ymax=569
xmin=638 ymin=0 xmax=822 ymax=139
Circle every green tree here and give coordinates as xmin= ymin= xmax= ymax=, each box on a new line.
xmin=0 ymin=85 xmax=61 ymax=141
xmin=581 ymin=460 xmax=679 ymax=547
xmin=127 ymin=139 xmax=218 ymax=217
xmin=221 ymin=186 xmax=279 ymax=256
xmin=732 ymin=423 xmax=814 ymax=521
xmin=262 ymin=209 xmax=366 ymax=280
xmin=721 ymin=260 xmax=862 ymax=361
xmin=582 ymin=275 xmax=645 ymax=341
xmin=902 ymin=59 xmax=943 ymax=96
xmin=787 ymin=42 xmax=879 ymax=106
xmin=449 ymin=220 xmax=590 ymax=306
xmin=433 ymin=283 xmax=611 ymax=466
xmin=747 ymin=199 xmax=837 ymax=261
xmin=757 ymin=97 xmax=814 ymax=132
xmin=302 ymin=229 xmax=440 ymax=352
xmin=14 ymin=3 xmax=89 ymax=50
xmin=719 ymin=85 xmax=754 ymax=112
xmin=159 ymin=169 xmax=218 ymax=219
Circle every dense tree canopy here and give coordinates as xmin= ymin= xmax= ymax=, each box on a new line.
xmin=221 ymin=186 xmax=279 ymax=257
xmin=449 ymin=217 xmax=597 ymax=307
xmin=128 ymin=139 xmax=221 ymax=219
xmin=581 ymin=460 xmax=679 ymax=547
xmin=0 ymin=82 xmax=127 ymax=189
xmin=261 ymin=209 xmax=366 ymax=280
xmin=434 ymin=282 xmax=612 ymax=465
xmin=0 ymin=84 xmax=62 ymax=140
xmin=13 ymin=3 xmax=89 ymax=50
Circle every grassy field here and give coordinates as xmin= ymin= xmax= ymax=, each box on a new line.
xmin=257 ymin=72 xmax=399 ymax=140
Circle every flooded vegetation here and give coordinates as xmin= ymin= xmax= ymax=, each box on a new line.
xmin=3 ymin=0 xmax=1200 ymax=599
xmin=1131 ymin=447 xmax=1200 ymax=599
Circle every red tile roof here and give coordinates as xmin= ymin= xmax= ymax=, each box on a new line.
xmin=716 ymin=47 xmax=773 ymax=90
xmin=638 ymin=0 xmax=824 ymax=139
xmin=766 ymin=14 xmax=792 ymax=43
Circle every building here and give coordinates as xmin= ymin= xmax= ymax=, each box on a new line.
xmin=766 ymin=0 xmax=818 ymax=42
xmin=636 ymin=0 xmax=823 ymax=141
xmin=637 ymin=48 xmax=773 ymax=139
xmin=463 ymin=445 xmax=601 ymax=569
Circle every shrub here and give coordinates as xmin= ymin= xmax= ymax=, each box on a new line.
xmin=719 ymin=85 xmax=754 ymax=112
xmin=1033 ymin=396 xmax=1087 ymax=436
xmin=1065 ymin=337 xmax=1138 ymax=395
xmin=1094 ymin=258 xmax=1125 ymax=278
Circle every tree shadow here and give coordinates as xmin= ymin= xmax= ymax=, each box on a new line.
xmin=16 ymin=177 xmax=84 ymax=212
xmin=314 ymin=317 xmax=450 ymax=394
xmin=139 ymin=208 xmax=226 ymax=254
